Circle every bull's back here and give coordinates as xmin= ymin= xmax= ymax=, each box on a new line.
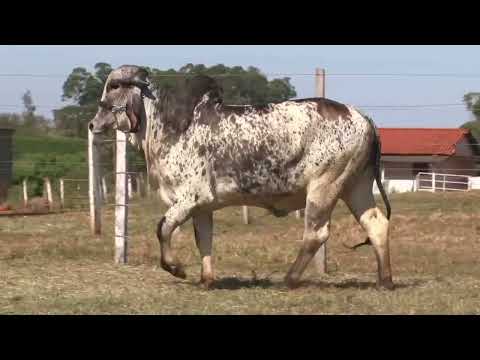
xmin=207 ymin=100 xmax=371 ymax=198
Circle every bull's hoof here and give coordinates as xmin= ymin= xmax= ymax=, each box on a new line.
xmin=199 ymin=278 xmax=215 ymax=290
xmin=285 ymin=276 xmax=301 ymax=290
xmin=377 ymin=279 xmax=395 ymax=291
xmin=161 ymin=261 xmax=187 ymax=279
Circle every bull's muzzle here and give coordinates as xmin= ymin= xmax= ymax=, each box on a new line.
xmin=88 ymin=121 xmax=104 ymax=134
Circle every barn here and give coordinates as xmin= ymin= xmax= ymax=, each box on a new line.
xmin=0 ymin=128 xmax=15 ymax=203
xmin=374 ymin=128 xmax=480 ymax=193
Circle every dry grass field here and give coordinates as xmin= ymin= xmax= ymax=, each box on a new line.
xmin=1 ymin=191 xmax=479 ymax=314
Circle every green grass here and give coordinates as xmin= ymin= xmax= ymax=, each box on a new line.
xmin=6 ymin=134 xmax=90 ymax=202
xmin=13 ymin=134 xmax=86 ymax=160
xmin=1 ymin=191 xmax=480 ymax=314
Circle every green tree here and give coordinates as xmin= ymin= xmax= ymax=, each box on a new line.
xmin=22 ymin=90 xmax=37 ymax=128
xmin=56 ymin=62 xmax=113 ymax=137
xmin=0 ymin=113 xmax=22 ymax=129
xmin=463 ymin=92 xmax=480 ymax=121
xmin=53 ymin=104 xmax=97 ymax=138
xmin=149 ymin=63 xmax=296 ymax=105
xmin=461 ymin=92 xmax=480 ymax=144
xmin=461 ymin=121 xmax=480 ymax=144
xmin=61 ymin=63 xmax=111 ymax=106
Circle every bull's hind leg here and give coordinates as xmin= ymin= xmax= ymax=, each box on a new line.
xmin=285 ymin=183 xmax=337 ymax=289
xmin=342 ymin=168 xmax=394 ymax=289
xmin=193 ymin=212 xmax=214 ymax=288
xmin=157 ymin=202 xmax=195 ymax=279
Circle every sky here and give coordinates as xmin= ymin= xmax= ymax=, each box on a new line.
xmin=0 ymin=45 xmax=479 ymax=128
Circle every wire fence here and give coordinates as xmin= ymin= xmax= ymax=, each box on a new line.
xmin=3 ymin=161 xmax=480 ymax=211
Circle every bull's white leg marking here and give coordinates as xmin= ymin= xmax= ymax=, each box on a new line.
xmin=192 ymin=212 xmax=214 ymax=287
xmin=342 ymin=166 xmax=393 ymax=289
xmin=284 ymin=177 xmax=340 ymax=289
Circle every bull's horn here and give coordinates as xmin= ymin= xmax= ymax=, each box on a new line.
xmin=132 ymin=77 xmax=150 ymax=88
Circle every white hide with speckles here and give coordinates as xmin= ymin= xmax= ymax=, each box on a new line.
xmin=127 ymin=91 xmax=375 ymax=216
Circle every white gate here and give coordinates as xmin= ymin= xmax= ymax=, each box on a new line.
xmin=415 ymin=172 xmax=471 ymax=192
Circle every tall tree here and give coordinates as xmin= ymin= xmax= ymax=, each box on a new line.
xmin=150 ymin=63 xmax=297 ymax=105
xmin=57 ymin=62 xmax=113 ymax=137
xmin=61 ymin=64 xmax=110 ymax=106
xmin=22 ymin=90 xmax=37 ymax=128
xmin=461 ymin=92 xmax=480 ymax=145
xmin=463 ymin=92 xmax=480 ymax=121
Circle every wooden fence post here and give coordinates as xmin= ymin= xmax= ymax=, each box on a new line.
xmin=135 ymin=174 xmax=142 ymax=197
xmin=115 ymin=130 xmax=128 ymax=264
xmin=242 ymin=206 xmax=250 ymax=225
xmin=88 ymin=130 xmax=102 ymax=235
xmin=22 ymin=178 xmax=28 ymax=208
xmin=313 ymin=67 xmax=327 ymax=275
xmin=101 ymin=176 xmax=108 ymax=203
xmin=138 ymin=173 xmax=146 ymax=198
xmin=44 ymin=177 xmax=53 ymax=210
xmin=60 ymin=178 xmax=65 ymax=209
xmin=127 ymin=174 xmax=133 ymax=200
xmin=146 ymin=174 xmax=151 ymax=196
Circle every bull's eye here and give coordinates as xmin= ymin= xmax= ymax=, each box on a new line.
xmin=110 ymin=84 xmax=120 ymax=90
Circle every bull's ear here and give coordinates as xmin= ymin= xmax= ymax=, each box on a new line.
xmin=142 ymin=87 xmax=156 ymax=100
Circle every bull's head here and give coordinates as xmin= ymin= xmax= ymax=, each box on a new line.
xmin=88 ymin=65 xmax=156 ymax=134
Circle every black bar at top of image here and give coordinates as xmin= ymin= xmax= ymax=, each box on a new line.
xmin=1 ymin=5 xmax=480 ymax=45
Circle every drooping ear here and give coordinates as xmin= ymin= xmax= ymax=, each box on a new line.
xmin=126 ymin=92 xmax=143 ymax=133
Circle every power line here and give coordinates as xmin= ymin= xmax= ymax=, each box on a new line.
xmin=0 ymin=102 xmax=470 ymax=110
xmin=2 ymin=72 xmax=480 ymax=79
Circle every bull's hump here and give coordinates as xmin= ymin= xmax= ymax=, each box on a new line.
xmin=289 ymin=97 xmax=351 ymax=119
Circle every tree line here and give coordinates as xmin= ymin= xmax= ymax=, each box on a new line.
xmin=1 ymin=62 xmax=479 ymax=142
xmin=55 ymin=62 xmax=297 ymax=138
xmin=0 ymin=62 xmax=298 ymax=138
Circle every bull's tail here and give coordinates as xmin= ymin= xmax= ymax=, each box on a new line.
xmin=343 ymin=118 xmax=391 ymax=251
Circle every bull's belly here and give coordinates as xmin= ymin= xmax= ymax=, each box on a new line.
xmin=210 ymin=192 xmax=307 ymax=216
xmin=211 ymin=176 xmax=307 ymax=215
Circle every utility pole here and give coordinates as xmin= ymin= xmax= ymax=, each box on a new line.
xmin=313 ymin=68 xmax=327 ymax=274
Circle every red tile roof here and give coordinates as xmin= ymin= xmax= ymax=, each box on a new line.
xmin=378 ymin=128 xmax=470 ymax=156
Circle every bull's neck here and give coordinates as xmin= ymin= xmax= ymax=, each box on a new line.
xmin=126 ymin=97 xmax=156 ymax=155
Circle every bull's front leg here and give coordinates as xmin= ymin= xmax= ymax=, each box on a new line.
xmin=157 ymin=202 xmax=195 ymax=279
xmin=193 ymin=212 xmax=214 ymax=288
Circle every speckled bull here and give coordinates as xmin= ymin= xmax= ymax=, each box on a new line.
xmin=89 ymin=65 xmax=394 ymax=290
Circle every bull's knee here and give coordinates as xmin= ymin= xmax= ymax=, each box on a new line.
xmin=285 ymin=224 xmax=330 ymax=289
xmin=303 ymin=225 xmax=329 ymax=254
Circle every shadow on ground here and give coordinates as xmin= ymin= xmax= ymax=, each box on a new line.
xmin=189 ymin=276 xmax=427 ymax=291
